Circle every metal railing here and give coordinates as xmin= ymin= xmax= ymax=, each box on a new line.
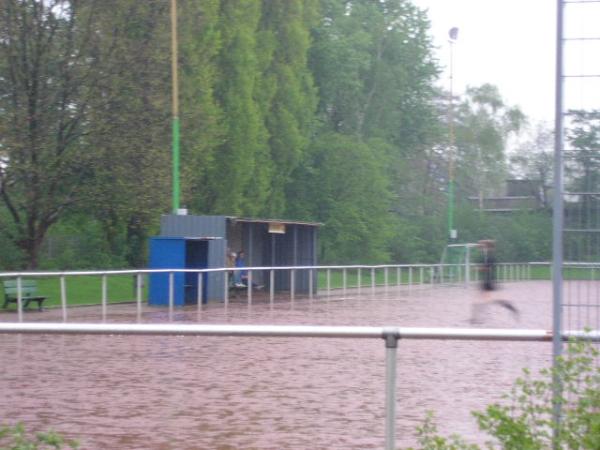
xmin=1 ymin=322 xmax=599 ymax=450
xmin=0 ymin=262 xmax=535 ymax=322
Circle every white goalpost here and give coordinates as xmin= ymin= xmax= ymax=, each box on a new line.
xmin=439 ymin=243 xmax=480 ymax=284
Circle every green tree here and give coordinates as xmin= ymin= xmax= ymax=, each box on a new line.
xmin=259 ymin=0 xmax=319 ymax=216
xmin=0 ymin=0 xmax=113 ymax=268
xmin=310 ymin=0 xmax=438 ymax=142
xmin=289 ymin=132 xmax=392 ymax=263
xmin=304 ymin=0 xmax=443 ymax=262
xmin=453 ymin=84 xmax=526 ymax=206
xmin=207 ymin=0 xmax=271 ymax=216
xmin=178 ymin=0 xmax=226 ymax=214
xmin=509 ymin=122 xmax=553 ymax=209
xmin=58 ymin=0 xmax=173 ymax=268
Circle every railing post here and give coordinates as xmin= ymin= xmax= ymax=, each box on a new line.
xmin=102 ymin=274 xmax=108 ymax=322
xmin=60 ymin=276 xmax=67 ymax=322
xmin=290 ymin=269 xmax=295 ymax=303
xmin=326 ymin=269 xmax=331 ymax=297
xmin=309 ymin=269 xmax=314 ymax=300
xmin=197 ymin=272 xmax=203 ymax=312
xmin=343 ymin=268 xmax=347 ymax=298
xmin=397 ymin=267 xmax=401 ymax=287
xmin=270 ymin=269 xmax=275 ymax=307
xmin=224 ymin=270 xmax=229 ymax=307
xmin=420 ymin=267 xmax=424 ymax=285
xmin=383 ymin=329 xmax=399 ymax=450
xmin=371 ymin=268 xmax=375 ymax=293
xmin=247 ymin=270 xmax=252 ymax=306
xmin=408 ymin=267 xmax=413 ymax=289
xmin=17 ymin=276 xmax=23 ymax=323
xmin=357 ymin=268 xmax=361 ymax=293
xmin=465 ymin=249 xmax=471 ymax=285
xmin=137 ymin=273 xmax=143 ymax=323
xmin=384 ymin=267 xmax=389 ymax=289
xmin=168 ymin=272 xmax=174 ymax=320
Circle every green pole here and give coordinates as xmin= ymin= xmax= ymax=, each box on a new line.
xmin=448 ymin=179 xmax=454 ymax=238
xmin=172 ymin=117 xmax=180 ymax=212
xmin=171 ymin=0 xmax=180 ymax=214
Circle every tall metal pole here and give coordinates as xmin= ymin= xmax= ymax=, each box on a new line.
xmin=552 ymin=0 xmax=565 ymax=440
xmin=171 ymin=0 xmax=181 ymax=213
xmin=448 ymin=28 xmax=458 ymax=241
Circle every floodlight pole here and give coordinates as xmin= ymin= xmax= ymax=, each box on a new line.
xmin=447 ymin=28 xmax=458 ymax=241
xmin=171 ymin=0 xmax=181 ymax=213
xmin=552 ymin=0 xmax=565 ymax=442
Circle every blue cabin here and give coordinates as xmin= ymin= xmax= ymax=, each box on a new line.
xmin=149 ymin=215 xmax=320 ymax=306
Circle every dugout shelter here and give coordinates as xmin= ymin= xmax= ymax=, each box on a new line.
xmin=149 ymin=214 xmax=320 ymax=305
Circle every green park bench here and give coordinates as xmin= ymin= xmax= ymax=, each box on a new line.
xmin=2 ymin=280 xmax=47 ymax=311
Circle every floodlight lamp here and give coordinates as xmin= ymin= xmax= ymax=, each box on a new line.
xmin=449 ymin=27 xmax=459 ymax=41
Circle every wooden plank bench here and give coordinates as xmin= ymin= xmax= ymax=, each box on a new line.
xmin=2 ymin=280 xmax=47 ymax=311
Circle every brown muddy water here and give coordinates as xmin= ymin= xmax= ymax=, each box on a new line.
xmin=0 ymin=282 xmax=553 ymax=449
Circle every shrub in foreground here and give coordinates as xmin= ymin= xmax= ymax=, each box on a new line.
xmin=0 ymin=423 xmax=78 ymax=450
xmin=411 ymin=341 xmax=600 ymax=449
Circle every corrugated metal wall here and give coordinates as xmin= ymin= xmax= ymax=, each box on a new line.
xmin=161 ymin=215 xmax=227 ymax=238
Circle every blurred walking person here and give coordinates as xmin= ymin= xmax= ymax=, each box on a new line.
xmin=471 ymin=239 xmax=519 ymax=323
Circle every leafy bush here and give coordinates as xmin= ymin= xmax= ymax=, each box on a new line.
xmin=0 ymin=423 xmax=78 ymax=450
xmin=411 ymin=341 xmax=600 ymax=449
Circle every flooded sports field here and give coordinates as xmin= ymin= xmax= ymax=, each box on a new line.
xmin=0 ymin=281 xmax=554 ymax=449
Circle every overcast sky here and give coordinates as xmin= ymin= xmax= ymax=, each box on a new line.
xmin=412 ymin=0 xmax=600 ymax=125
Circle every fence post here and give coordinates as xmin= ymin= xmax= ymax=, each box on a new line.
xmin=17 ymin=276 xmax=23 ymax=323
xmin=290 ymin=269 xmax=295 ymax=303
xmin=465 ymin=249 xmax=471 ymax=285
xmin=343 ymin=268 xmax=347 ymax=298
xmin=102 ymin=274 xmax=108 ymax=322
xmin=309 ymin=269 xmax=314 ymax=300
xmin=371 ymin=268 xmax=376 ymax=293
xmin=270 ymin=270 xmax=275 ymax=308
xmin=383 ymin=329 xmax=399 ymax=450
xmin=197 ymin=272 xmax=203 ymax=313
xmin=247 ymin=270 xmax=252 ymax=306
xmin=224 ymin=270 xmax=229 ymax=307
xmin=137 ymin=273 xmax=143 ymax=322
xmin=60 ymin=276 xmax=67 ymax=322
xmin=169 ymin=272 xmax=174 ymax=320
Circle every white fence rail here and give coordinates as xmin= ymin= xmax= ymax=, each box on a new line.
xmin=0 ymin=262 xmax=535 ymax=322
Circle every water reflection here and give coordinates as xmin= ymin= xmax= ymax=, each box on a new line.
xmin=0 ymin=282 xmax=553 ymax=449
